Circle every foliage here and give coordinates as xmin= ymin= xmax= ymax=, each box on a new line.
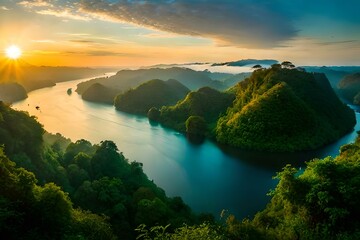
xmin=0 ymin=146 xmax=116 ymax=239
xmin=216 ymin=66 xmax=355 ymax=151
xmin=158 ymin=87 xmax=234 ymax=134
xmin=185 ymin=116 xmax=207 ymax=136
xmin=236 ymin=136 xmax=360 ymax=239
xmin=114 ymin=79 xmax=189 ymax=115
xmin=136 ymin=223 xmax=225 ymax=240
xmin=0 ymin=103 xmax=198 ymax=238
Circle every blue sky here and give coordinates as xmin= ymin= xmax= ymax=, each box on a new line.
xmin=0 ymin=0 xmax=359 ymax=66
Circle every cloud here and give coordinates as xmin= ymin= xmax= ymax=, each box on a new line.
xmin=316 ymin=40 xmax=359 ymax=46
xmin=64 ymin=50 xmax=140 ymax=57
xmin=82 ymin=0 xmax=298 ymax=48
xmin=36 ymin=9 xmax=91 ymax=21
xmin=69 ymin=39 xmax=94 ymax=43
xmin=1 ymin=6 xmax=10 ymax=10
xmin=18 ymin=0 xmax=298 ymax=48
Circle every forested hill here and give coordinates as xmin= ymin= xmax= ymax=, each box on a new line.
xmin=216 ymin=66 xmax=356 ymax=151
xmin=156 ymin=87 xmax=234 ymax=135
xmin=76 ymin=67 xmax=225 ymax=96
xmin=338 ymin=72 xmax=360 ymax=105
xmin=0 ymin=102 xmax=203 ymax=239
xmin=114 ymin=79 xmax=190 ymax=114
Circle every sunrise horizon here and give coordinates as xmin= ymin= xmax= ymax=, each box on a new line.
xmin=1 ymin=1 xmax=359 ymax=67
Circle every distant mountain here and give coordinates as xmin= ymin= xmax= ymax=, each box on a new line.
xmin=0 ymin=83 xmax=27 ymax=103
xmin=81 ymin=83 xmax=119 ymax=104
xmin=76 ymin=67 xmax=227 ymax=105
xmin=216 ymin=67 xmax=355 ymax=152
xmin=0 ymin=59 xmax=109 ymax=101
xmin=338 ymin=73 xmax=360 ymax=105
xmin=114 ymin=79 xmax=190 ymax=114
xmin=211 ymin=59 xmax=278 ymax=67
xmin=157 ymin=87 xmax=235 ymax=133
xmin=303 ymin=66 xmax=360 ymax=89
xmin=222 ymin=72 xmax=251 ymax=87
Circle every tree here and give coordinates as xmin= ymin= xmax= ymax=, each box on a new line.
xmin=185 ymin=116 xmax=207 ymax=136
xmin=281 ymin=61 xmax=295 ymax=69
xmin=252 ymin=64 xmax=263 ymax=70
xmin=147 ymin=107 xmax=160 ymax=121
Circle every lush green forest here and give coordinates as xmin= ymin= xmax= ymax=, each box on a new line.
xmin=148 ymin=65 xmax=355 ymax=152
xmin=338 ymin=73 xmax=360 ymax=105
xmin=216 ymin=66 xmax=356 ymax=151
xmin=114 ymin=79 xmax=190 ymax=115
xmin=156 ymin=87 xmax=234 ymax=136
xmin=1 ymin=93 xmax=360 ymax=239
xmin=0 ymin=102 xmax=205 ymax=239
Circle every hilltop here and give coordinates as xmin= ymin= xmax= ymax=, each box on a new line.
xmin=114 ymin=79 xmax=190 ymax=114
xmin=216 ymin=66 xmax=356 ymax=151
xmin=156 ymin=87 xmax=235 ymax=134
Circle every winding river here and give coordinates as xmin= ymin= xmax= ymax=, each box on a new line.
xmin=13 ymin=75 xmax=360 ymax=219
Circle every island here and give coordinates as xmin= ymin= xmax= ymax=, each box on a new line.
xmin=154 ymin=64 xmax=356 ymax=152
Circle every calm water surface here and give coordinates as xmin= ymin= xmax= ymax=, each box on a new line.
xmin=13 ymin=75 xmax=360 ymax=219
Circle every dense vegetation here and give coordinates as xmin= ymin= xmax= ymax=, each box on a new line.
xmin=114 ymin=79 xmax=190 ymax=114
xmin=157 ymin=87 xmax=234 ymax=134
xmin=1 ymin=90 xmax=360 ymax=239
xmin=338 ymin=73 xmax=360 ymax=105
xmin=0 ymin=102 xmax=203 ymax=239
xmin=216 ymin=66 xmax=356 ymax=151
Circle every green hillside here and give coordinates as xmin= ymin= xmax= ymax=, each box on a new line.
xmin=216 ymin=66 xmax=356 ymax=151
xmin=158 ymin=87 xmax=235 ymax=134
xmin=114 ymin=79 xmax=189 ymax=115
xmin=0 ymin=102 xmax=200 ymax=239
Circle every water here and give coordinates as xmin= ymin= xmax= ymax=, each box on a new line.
xmin=12 ymin=75 xmax=360 ymax=219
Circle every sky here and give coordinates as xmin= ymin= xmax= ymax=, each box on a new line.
xmin=0 ymin=0 xmax=359 ymax=67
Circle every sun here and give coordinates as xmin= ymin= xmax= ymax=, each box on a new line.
xmin=5 ymin=45 xmax=22 ymax=60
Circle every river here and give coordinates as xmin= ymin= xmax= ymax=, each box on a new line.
xmin=12 ymin=75 xmax=360 ymax=219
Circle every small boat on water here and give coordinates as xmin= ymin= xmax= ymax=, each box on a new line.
xmin=67 ymin=88 xmax=72 ymax=95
